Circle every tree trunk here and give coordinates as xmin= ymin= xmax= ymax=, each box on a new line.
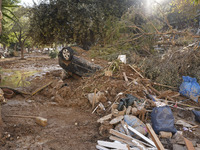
xmin=3 ymin=44 xmax=6 ymax=51
xmin=0 ymin=0 xmax=2 ymax=35
xmin=21 ymin=44 xmax=24 ymax=59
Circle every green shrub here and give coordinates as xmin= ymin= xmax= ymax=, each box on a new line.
xmin=49 ymin=50 xmax=58 ymax=59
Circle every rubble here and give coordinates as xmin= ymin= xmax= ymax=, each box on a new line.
xmin=1 ymin=50 xmax=200 ymax=149
xmin=76 ymin=61 xmax=200 ymax=149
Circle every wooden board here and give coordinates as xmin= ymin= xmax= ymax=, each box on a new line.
xmin=123 ymin=72 xmax=128 ymax=82
xmin=129 ymin=65 xmax=144 ymax=78
xmin=146 ymin=123 xmax=165 ymax=150
xmin=97 ymin=140 xmax=129 ymax=149
xmin=109 ymin=129 xmax=153 ymax=147
xmin=96 ymin=145 xmax=110 ymax=150
xmin=109 ymin=116 xmax=123 ymax=124
xmin=109 ymin=135 xmax=134 ymax=146
xmin=184 ymin=138 xmax=195 ymax=150
xmin=127 ymin=124 xmax=156 ymax=147
xmin=121 ymin=120 xmax=131 ymax=136
xmin=97 ymin=114 xmax=112 ymax=123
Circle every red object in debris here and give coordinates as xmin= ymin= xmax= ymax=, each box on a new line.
xmin=174 ymin=101 xmax=178 ymax=108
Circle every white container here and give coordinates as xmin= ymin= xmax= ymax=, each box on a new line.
xmin=118 ymin=55 xmax=126 ymax=64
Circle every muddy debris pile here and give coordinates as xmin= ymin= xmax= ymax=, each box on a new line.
xmin=36 ymin=57 xmax=200 ymax=150
xmin=142 ymin=42 xmax=200 ymax=87
xmin=1 ymin=53 xmax=200 ymax=149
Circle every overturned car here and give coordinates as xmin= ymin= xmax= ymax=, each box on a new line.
xmin=58 ymin=47 xmax=102 ymax=77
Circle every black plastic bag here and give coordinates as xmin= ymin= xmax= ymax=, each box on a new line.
xmin=151 ymin=106 xmax=177 ymax=134
xmin=192 ymin=110 xmax=200 ymax=123
xmin=117 ymin=94 xmax=138 ymax=111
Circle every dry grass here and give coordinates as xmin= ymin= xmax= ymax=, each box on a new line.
xmin=140 ymin=46 xmax=200 ymax=87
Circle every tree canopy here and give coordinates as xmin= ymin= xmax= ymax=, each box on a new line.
xmin=29 ymin=0 xmax=140 ymax=49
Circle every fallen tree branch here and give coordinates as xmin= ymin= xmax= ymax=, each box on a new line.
xmin=26 ymin=81 xmax=52 ymax=100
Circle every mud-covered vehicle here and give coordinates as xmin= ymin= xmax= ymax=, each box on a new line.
xmin=58 ymin=47 xmax=102 ymax=77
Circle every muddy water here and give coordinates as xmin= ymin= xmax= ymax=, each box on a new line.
xmin=0 ymin=66 xmax=61 ymax=88
xmin=0 ymin=69 xmax=38 ymax=88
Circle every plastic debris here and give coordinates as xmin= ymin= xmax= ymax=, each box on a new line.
xmin=117 ymin=55 xmax=126 ymax=64
xmin=192 ymin=110 xmax=200 ymax=123
xmin=117 ymin=94 xmax=138 ymax=111
xmin=179 ymin=76 xmax=200 ymax=102
xmin=151 ymin=106 xmax=177 ymax=134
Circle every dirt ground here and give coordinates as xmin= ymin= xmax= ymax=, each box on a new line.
xmin=0 ymin=52 xmax=103 ymax=150
xmin=0 ymin=50 xmax=200 ymax=150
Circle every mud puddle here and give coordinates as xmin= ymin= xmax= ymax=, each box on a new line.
xmin=0 ymin=66 xmax=61 ymax=88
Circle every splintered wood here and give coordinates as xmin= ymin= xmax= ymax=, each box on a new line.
xmin=146 ymin=124 xmax=164 ymax=150
xmin=184 ymin=138 xmax=195 ymax=150
xmin=96 ymin=125 xmax=158 ymax=150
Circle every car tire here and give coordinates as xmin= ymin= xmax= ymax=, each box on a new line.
xmin=61 ymin=47 xmax=73 ymax=61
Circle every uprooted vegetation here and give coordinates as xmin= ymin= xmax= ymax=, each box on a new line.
xmin=141 ymin=44 xmax=200 ymax=87
xmin=88 ymin=3 xmax=200 ymax=88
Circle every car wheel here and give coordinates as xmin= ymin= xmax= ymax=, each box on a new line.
xmin=62 ymin=48 xmax=72 ymax=61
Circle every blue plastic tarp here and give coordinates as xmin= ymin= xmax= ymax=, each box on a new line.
xmin=179 ymin=76 xmax=200 ymax=102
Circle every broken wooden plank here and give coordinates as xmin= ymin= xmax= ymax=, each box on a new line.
xmin=110 ymin=116 xmax=124 ymax=125
xmin=129 ymin=65 xmax=144 ymax=78
xmin=109 ymin=136 xmax=135 ymax=147
xmin=109 ymin=129 xmax=153 ymax=148
xmin=108 ymin=92 xmax=123 ymax=111
xmin=97 ymin=140 xmax=129 ymax=149
xmin=96 ymin=145 xmax=110 ymax=150
xmin=146 ymin=123 xmax=165 ymax=150
xmin=92 ymin=103 xmax=99 ymax=114
xmin=152 ymin=82 xmax=177 ymax=89
xmin=184 ymin=138 xmax=195 ymax=150
xmin=109 ymin=136 xmax=146 ymax=150
xmin=127 ymin=124 xmax=156 ymax=147
xmin=110 ymin=129 xmax=133 ymax=141
xmin=92 ymin=88 xmax=97 ymax=109
xmin=121 ymin=120 xmax=131 ymax=136
xmin=97 ymin=114 xmax=112 ymax=123
xmin=123 ymin=72 xmax=129 ymax=82
xmin=147 ymin=85 xmax=161 ymax=95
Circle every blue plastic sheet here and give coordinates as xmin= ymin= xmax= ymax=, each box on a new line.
xmin=151 ymin=106 xmax=177 ymax=134
xmin=179 ymin=76 xmax=200 ymax=102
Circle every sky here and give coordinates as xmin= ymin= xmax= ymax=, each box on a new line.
xmin=20 ymin=0 xmax=40 ymax=6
